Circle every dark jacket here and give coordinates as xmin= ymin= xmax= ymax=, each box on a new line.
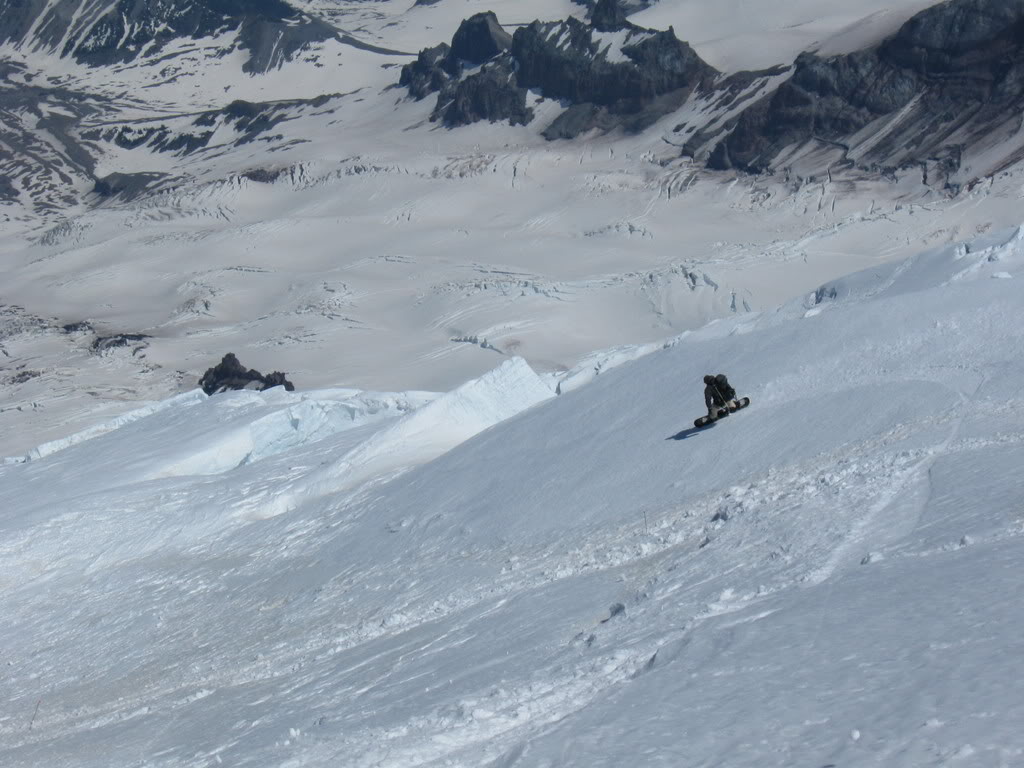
xmin=704 ymin=374 xmax=736 ymax=409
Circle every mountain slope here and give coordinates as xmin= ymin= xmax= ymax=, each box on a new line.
xmin=0 ymin=0 xmax=340 ymax=73
xmin=701 ymin=0 xmax=1024 ymax=189
xmin=1 ymin=225 xmax=1022 ymax=767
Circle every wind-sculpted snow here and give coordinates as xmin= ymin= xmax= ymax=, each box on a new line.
xmin=808 ymin=223 xmax=1024 ymax=308
xmin=277 ymin=356 xmax=556 ymax=512
xmin=2 ymin=227 xmax=1023 ymax=767
xmin=5 ymin=390 xmax=206 ymax=464
xmin=4 ymin=383 xmax=439 ymax=474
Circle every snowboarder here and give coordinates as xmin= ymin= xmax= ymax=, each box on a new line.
xmin=703 ymin=373 xmax=738 ymax=422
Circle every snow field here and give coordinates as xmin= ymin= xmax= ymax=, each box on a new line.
xmin=2 ymin=227 xmax=1024 ymax=766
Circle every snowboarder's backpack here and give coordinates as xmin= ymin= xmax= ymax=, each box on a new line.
xmin=714 ymin=374 xmax=736 ymax=401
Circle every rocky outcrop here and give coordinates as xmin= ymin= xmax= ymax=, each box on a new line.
xmin=92 ymin=333 xmax=150 ymax=353
xmin=399 ymin=44 xmax=457 ymax=101
xmin=0 ymin=174 xmax=16 ymax=202
xmin=0 ymin=0 xmax=336 ymax=73
xmin=400 ymin=12 xmax=514 ymax=100
xmin=199 ymin=353 xmax=295 ymax=395
xmin=706 ymin=0 xmax=1024 ymax=184
xmin=588 ymin=0 xmax=631 ymax=32
xmin=515 ymin=17 xmax=717 ymax=138
xmin=572 ymin=0 xmax=654 ymax=23
xmin=399 ymin=12 xmax=531 ymax=128
xmin=401 ymin=2 xmax=717 ymax=137
xmin=81 ymin=93 xmax=334 ymax=159
xmin=93 ymin=172 xmax=166 ymax=201
xmin=450 ymin=11 xmax=513 ymax=63
xmin=435 ymin=63 xmax=534 ymax=127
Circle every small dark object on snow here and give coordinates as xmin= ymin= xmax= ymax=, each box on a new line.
xmin=92 ymin=333 xmax=150 ymax=352
xmin=199 ymin=353 xmax=295 ymax=395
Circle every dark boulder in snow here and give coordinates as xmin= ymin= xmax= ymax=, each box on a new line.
xmin=199 ymin=353 xmax=295 ymax=395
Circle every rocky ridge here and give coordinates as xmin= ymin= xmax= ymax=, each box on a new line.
xmin=400 ymin=0 xmax=718 ymax=138
xmin=0 ymin=0 xmax=337 ymax=74
xmin=697 ymin=0 xmax=1024 ymax=188
xmin=401 ymin=0 xmax=1024 ymax=190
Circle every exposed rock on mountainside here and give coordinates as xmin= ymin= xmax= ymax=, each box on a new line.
xmin=400 ymin=44 xmax=458 ymax=101
xmin=81 ymin=94 xmax=335 ymax=161
xmin=0 ymin=0 xmax=336 ymax=73
xmin=401 ymin=0 xmax=717 ymax=137
xmin=705 ymin=0 xmax=1024 ymax=186
xmin=399 ymin=12 xmax=530 ymax=127
xmin=0 ymin=71 xmax=106 ymax=215
xmin=93 ymin=172 xmax=166 ymax=201
xmin=199 ymin=353 xmax=295 ymax=395
xmin=514 ymin=9 xmax=717 ymax=139
xmin=0 ymin=176 xmax=16 ymax=202
xmin=435 ymin=63 xmax=535 ymax=127
xmin=571 ymin=0 xmax=655 ymax=19
xmin=450 ymin=11 xmax=513 ymax=63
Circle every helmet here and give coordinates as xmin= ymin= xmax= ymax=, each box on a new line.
xmin=703 ymin=375 xmax=715 ymax=385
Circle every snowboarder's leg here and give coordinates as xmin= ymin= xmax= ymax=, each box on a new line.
xmin=708 ymin=402 xmax=729 ymax=420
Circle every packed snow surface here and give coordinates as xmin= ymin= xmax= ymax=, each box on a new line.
xmin=2 ymin=226 xmax=1023 ymax=767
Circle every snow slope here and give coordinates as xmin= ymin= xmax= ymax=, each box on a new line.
xmin=1 ymin=225 xmax=1022 ymax=767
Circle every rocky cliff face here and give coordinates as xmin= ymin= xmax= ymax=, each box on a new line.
xmin=571 ymin=0 xmax=655 ymax=22
xmin=514 ymin=15 xmax=717 ymax=139
xmin=399 ymin=11 xmax=531 ymax=128
xmin=397 ymin=0 xmax=1024 ymax=190
xmin=704 ymin=0 xmax=1024 ymax=187
xmin=0 ymin=0 xmax=336 ymax=73
xmin=400 ymin=0 xmax=717 ymax=138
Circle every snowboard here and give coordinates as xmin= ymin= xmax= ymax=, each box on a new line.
xmin=693 ymin=396 xmax=750 ymax=428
